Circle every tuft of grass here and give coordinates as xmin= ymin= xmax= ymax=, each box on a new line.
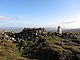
xmin=0 ymin=39 xmax=21 ymax=60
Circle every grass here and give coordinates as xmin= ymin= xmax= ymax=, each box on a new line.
xmin=0 ymin=39 xmax=21 ymax=60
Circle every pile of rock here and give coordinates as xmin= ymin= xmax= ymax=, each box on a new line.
xmin=22 ymin=28 xmax=47 ymax=36
xmin=13 ymin=28 xmax=47 ymax=39
xmin=61 ymin=32 xmax=78 ymax=39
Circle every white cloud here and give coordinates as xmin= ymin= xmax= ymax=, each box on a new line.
xmin=60 ymin=21 xmax=79 ymax=25
xmin=16 ymin=17 xmax=32 ymax=20
xmin=0 ymin=16 xmax=9 ymax=20
xmin=0 ymin=16 xmax=32 ymax=20
xmin=59 ymin=20 xmax=80 ymax=29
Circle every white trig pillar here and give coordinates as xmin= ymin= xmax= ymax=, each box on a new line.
xmin=57 ymin=26 xmax=62 ymax=34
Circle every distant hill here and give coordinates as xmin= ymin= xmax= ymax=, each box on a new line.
xmin=45 ymin=27 xmax=57 ymax=32
xmin=46 ymin=27 xmax=80 ymax=32
xmin=0 ymin=27 xmax=57 ymax=32
xmin=0 ymin=27 xmax=80 ymax=32
xmin=0 ymin=27 xmax=23 ymax=32
xmin=63 ymin=28 xmax=80 ymax=32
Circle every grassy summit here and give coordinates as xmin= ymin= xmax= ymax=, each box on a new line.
xmin=0 ymin=28 xmax=80 ymax=60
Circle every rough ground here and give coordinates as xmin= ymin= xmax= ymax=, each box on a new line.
xmin=0 ymin=28 xmax=80 ymax=60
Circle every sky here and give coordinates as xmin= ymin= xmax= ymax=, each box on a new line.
xmin=0 ymin=0 xmax=80 ymax=29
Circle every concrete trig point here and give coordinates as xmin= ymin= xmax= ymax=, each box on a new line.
xmin=57 ymin=26 xmax=62 ymax=34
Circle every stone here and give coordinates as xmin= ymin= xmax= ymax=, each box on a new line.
xmin=57 ymin=26 xmax=62 ymax=34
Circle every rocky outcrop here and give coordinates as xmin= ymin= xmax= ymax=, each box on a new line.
xmin=0 ymin=28 xmax=80 ymax=60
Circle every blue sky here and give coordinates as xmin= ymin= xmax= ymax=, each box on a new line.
xmin=0 ymin=0 xmax=80 ymax=28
